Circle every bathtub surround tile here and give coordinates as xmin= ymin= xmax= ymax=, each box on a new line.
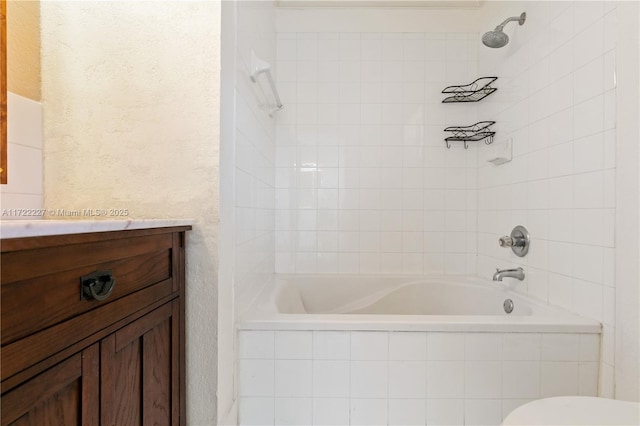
xmin=240 ymin=360 xmax=274 ymax=397
xmin=313 ymin=331 xmax=350 ymax=360
xmin=579 ymin=334 xmax=601 ymax=362
xmin=275 ymin=331 xmax=313 ymax=359
xmin=502 ymin=361 xmax=541 ymax=399
xmin=426 ymin=399 xmax=464 ymax=426
xmin=389 ymin=332 xmax=427 ymax=361
xmin=464 ymin=399 xmax=503 ymax=426
xmin=251 ymin=7 xmax=615 ymax=420
xmin=239 ymin=329 xmax=597 ymax=425
xmin=240 ymin=331 xmax=275 ymax=359
xmin=388 ymin=399 xmax=426 ymax=426
xmin=541 ymin=333 xmax=580 ymax=361
xmin=465 ymin=361 xmax=502 ymax=399
xmin=472 ymin=0 xmax=618 ymax=396
xmin=275 ymin=398 xmax=313 ymax=426
xmin=540 ymin=361 xmax=579 ymax=397
xmin=465 ymin=333 xmax=502 ymax=361
xmin=388 ymin=361 xmax=426 ymax=398
xmin=578 ymin=362 xmax=599 ymax=396
xmin=502 ymin=334 xmax=541 ymax=361
xmin=239 ymin=397 xmax=274 ymax=426
xmin=313 ymin=398 xmax=350 ymax=425
xmin=275 ymin=30 xmax=479 ymax=276
xmin=350 ymin=361 xmax=388 ymax=398
xmin=275 ymin=360 xmax=313 ymax=397
xmin=599 ymin=362 xmax=614 ymax=398
xmin=350 ymin=399 xmax=388 ymax=426
xmin=426 ymin=361 xmax=464 ymax=399
xmin=351 ymin=331 xmax=389 ymax=360
xmin=313 ymin=361 xmax=350 ymax=398
xmin=427 ymin=333 xmax=464 ymax=361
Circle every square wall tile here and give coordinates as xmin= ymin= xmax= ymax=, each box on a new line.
xmin=240 ymin=331 xmax=274 ymax=359
xmin=313 ymin=399 xmax=349 ymax=425
xmin=464 ymin=399 xmax=503 ymax=426
xmin=427 ymin=333 xmax=464 ymax=360
xmin=275 ymin=398 xmax=312 ymax=426
xmin=350 ymin=361 xmax=388 ymax=398
xmin=502 ymin=361 xmax=541 ymax=399
xmin=502 ymin=334 xmax=541 ymax=361
xmin=389 ymin=399 xmax=425 ymax=426
xmin=579 ymin=334 xmax=601 ymax=362
xmin=465 ymin=361 xmax=502 ymax=399
xmin=541 ymin=361 xmax=579 ymax=397
xmin=313 ymin=361 xmax=349 ymax=398
xmin=388 ymin=361 xmax=426 ymax=398
xmin=239 ymin=397 xmax=274 ymax=426
xmin=275 ymin=360 xmax=312 ymax=397
xmin=426 ymin=399 xmax=463 ymax=426
xmin=389 ymin=332 xmax=427 ymax=360
xmin=275 ymin=331 xmax=312 ymax=359
xmin=350 ymin=399 xmax=388 ymax=426
xmin=578 ymin=362 xmax=599 ymax=396
xmin=313 ymin=331 xmax=350 ymax=360
xmin=465 ymin=333 xmax=502 ymax=360
xmin=426 ymin=361 xmax=464 ymax=398
xmin=240 ymin=360 xmax=274 ymax=397
xmin=351 ymin=331 xmax=388 ymax=360
xmin=541 ymin=334 xmax=580 ymax=361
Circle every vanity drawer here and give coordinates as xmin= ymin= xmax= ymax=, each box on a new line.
xmin=1 ymin=233 xmax=176 ymax=346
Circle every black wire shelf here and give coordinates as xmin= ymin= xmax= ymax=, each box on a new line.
xmin=442 ymin=77 xmax=498 ymax=103
xmin=444 ymin=121 xmax=496 ymax=149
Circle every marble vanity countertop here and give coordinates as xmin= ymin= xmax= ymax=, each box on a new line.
xmin=0 ymin=219 xmax=195 ymax=239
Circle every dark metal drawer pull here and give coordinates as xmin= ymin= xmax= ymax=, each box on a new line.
xmin=81 ymin=270 xmax=116 ymax=301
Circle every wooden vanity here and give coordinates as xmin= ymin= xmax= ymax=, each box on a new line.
xmin=0 ymin=221 xmax=191 ymax=425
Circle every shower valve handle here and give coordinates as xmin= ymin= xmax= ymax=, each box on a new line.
xmin=498 ymin=226 xmax=530 ymax=257
xmin=499 ymin=236 xmax=525 ymax=247
xmin=499 ymin=236 xmax=515 ymax=247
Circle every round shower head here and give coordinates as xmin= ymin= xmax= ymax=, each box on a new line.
xmin=482 ymin=12 xmax=526 ymax=49
xmin=482 ymin=30 xmax=509 ymax=48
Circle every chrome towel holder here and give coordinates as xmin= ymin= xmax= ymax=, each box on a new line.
xmin=250 ymin=51 xmax=284 ymax=117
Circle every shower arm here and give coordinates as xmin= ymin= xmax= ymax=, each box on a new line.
xmin=494 ymin=13 xmax=526 ymax=31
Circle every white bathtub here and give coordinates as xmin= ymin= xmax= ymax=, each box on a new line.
xmin=240 ymin=274 xmax=600 ymax=333
xmin=238 ymin=275 xmax=602 ymax=426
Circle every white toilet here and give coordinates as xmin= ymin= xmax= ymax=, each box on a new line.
xmin=502 ymin=396 xmax=640 ymax=426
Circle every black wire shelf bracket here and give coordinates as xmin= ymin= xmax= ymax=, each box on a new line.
xmin=444 ymin=121 xmax=496 ymax=149
xmin=442 ymin=77 xmax=498 ymax=103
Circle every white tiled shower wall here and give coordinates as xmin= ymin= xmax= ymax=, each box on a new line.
xmin=476 ymin=1 xmax=618 ymax=396
xmin=233 ymin=1 xmax=277 ymax=314
xmin=274 ymin=31 xmax=481 ymax=275
xmin=0 ymin=93 xmax=43 ymax=216
xmin=221 ymin=4 xmax=278 ymax=421
xmin=239 ymin=330 xmax=600 ymax=426
xmin=235 ymin=2 xmax=627 ymax=423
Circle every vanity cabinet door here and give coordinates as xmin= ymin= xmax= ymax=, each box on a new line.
xmin=0 ymin=344 xmax=99 ymax=426
xmin=100 ymin=300 xmax=180 ymax=426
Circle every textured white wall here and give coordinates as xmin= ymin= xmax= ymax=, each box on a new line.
xmin=40 ymin=2 xmax=221 ymax=424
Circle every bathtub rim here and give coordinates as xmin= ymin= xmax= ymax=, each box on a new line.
xmin=238 ymin=273 xmax=602 ymax=334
